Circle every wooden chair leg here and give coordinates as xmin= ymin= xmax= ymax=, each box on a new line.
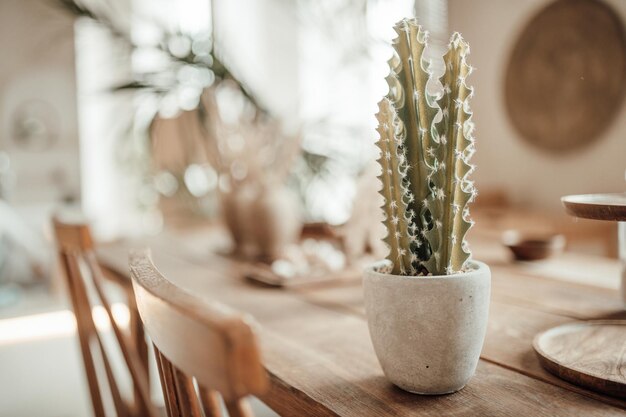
xmin=224 ymin=399 xmax=253 ymax=417
xmin=199 ymin=389 xmax=224 ymax=417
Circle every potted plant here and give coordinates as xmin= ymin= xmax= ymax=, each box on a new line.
xmin=363 ymin=18 xmax=490 ymax=395
xmin=196 ymin=88 xmax=302 ymax=260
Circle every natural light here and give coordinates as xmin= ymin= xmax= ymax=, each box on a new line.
xmin=0 ymin=303 xmax=130 ymax=346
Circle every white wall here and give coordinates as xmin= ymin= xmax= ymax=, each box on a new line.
xmin=74 ymin=17 xmax=148 ymax=240
xmin=0 ymin=0 xmax=81 ymax=205
xmin=449 ymin=0 xmax=626 ymax=212
xmin=212 ymin=0 xmax=300 ymax=123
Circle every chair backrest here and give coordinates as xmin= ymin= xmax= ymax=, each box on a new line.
xmin=52 ymin=215 xmax=158 ymax=417
xmin=129 ymin=251 xmax=268 ymax=417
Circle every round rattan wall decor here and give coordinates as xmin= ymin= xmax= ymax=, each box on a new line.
xmin=505 ymin=0 xmax=626 ymax=153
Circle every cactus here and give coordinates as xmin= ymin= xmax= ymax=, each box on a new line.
xmin=376 ymin=98 xmax=417 ymax=275
xmin=376 ymin=18 xmax=477 ymax=276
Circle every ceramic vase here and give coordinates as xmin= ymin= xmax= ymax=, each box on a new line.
xmin=221 ymin=183 xmax=301 ymax=260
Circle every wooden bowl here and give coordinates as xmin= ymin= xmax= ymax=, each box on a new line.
xmin=502 ymin=230 xmax=566 ymax=261
xmin=561 ymin=193 xmax=626 ymax=222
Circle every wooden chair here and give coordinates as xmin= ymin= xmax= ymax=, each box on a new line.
xmin=52 ymin=216 xmax=158 ymax=417
xmin=129 ymin=250 xmax=268 ymax=417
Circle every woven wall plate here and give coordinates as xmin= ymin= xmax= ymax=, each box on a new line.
xmin=505 ymin=0 xmax=626 ymax=153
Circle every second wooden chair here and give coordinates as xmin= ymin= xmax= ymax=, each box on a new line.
xmin=53 ymin=215 xmax=157 ymax=417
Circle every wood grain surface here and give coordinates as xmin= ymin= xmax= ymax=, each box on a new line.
xmin=97 ymin=233 xmax=626 ymax=416
xmin=534 ymin=321 xmax=626 ymax=399
xmin=505 ymin=0 xmax=626 ymax=152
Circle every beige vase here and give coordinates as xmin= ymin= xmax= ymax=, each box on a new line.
xmin=221 ymin=183 xmax=301 ymax=260
xmin=363 ymin=261 xmax=491 ymax=394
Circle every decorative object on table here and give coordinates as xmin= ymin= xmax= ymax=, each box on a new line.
xmin=502 ymin=229 xmax=566 ymax=261
xmin=363 ymin=18 xmax=490 ymax=395
xmin=195 ymin=90 xmax=303 ymax=261
xmin=241 ymin=238 xmax=356 ymax=288
xmin=528 ymin=193 xmax=626 ymax=398
xmin=561 ymin=193 xmax=626 ymax=305
xmin=505 ymin=0 xmax=626 ymax=153
xmin=164 ymin=223 xmax=359 ymax=288
xmin=336 ymin=161 xmax=387 ymax=264
xmin=562 ymin=193 xmax=626 ymax=221
xmin=533 ymin=320 xmax=626 ymax=399
xmin=222 ymin=182 xmax=301 ymax=261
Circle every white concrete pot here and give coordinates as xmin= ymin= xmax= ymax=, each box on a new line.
xmin=363 ymin=261 xmax=491 ymax=395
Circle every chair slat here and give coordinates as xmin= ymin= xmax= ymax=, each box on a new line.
xmin=70 ymin=253 xmax=130 ymax=417
xmin=85 ymin=253 xmax=157 ymax=416
xmin=199 ymin=389 xmax=224 ymax=417
xmin=60 ymin=252 xmax=107 ymax=417
xmin=172 ymin=365 xmax=204 ymax=417
xmin=225 ymin=399 xmax=254 ymax=417
xmin=155 ymin=347 xmax=179 ymax=417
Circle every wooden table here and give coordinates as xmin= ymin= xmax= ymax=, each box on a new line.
xmin=97 ymin=229 xmax=626 ymax=416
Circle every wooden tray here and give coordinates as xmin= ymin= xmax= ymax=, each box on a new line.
xmin=240 ymin=261 xmax=364 ymax=288
xmin=533 ymin=320 xmax=626 ymax=398
xmin=561 ymin=193 xmax=626 ymax=222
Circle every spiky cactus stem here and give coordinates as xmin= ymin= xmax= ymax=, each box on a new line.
xmin=376 ymin=98 xmax=417 ymax=275
xmin=423 ymin=33 xmax=476 ymax=275
xmin=386 ymin=19 xmax=438 ymax=265
xmin=375 ymin=18 xmax=476 ymax=276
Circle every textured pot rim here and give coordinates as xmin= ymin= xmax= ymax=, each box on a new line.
xmin=364 ymin=260 xmax=489 ymax=282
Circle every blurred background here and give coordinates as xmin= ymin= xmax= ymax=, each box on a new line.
xmin=0 ymin=0 xmax=624 ymax=415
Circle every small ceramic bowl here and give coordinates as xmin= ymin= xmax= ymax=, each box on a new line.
xmin=502 ymin=230 xmax=566 ymax=261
